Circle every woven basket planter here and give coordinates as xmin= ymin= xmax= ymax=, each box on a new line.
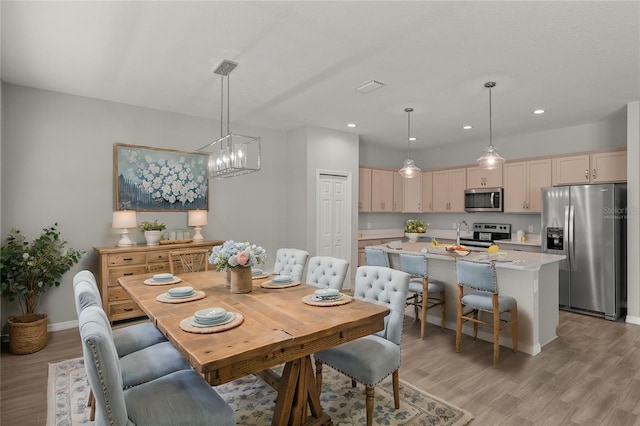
xmin=8 ymin=313 xmax=48 ymax=355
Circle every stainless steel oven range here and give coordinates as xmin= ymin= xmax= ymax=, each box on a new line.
xmin=459 ymin=223 xmax=511 ymax=248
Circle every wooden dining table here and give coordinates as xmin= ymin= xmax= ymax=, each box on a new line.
xmin=118 ymin=270 xmax=389 ymax=426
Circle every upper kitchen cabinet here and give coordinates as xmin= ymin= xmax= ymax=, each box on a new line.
xmin=393 ymin=172 xmax=404 ymax=212
xmin=503 ymin=159 xmax=551 ymax=213
xmin=371 ymin=169 xmax=393 ymax=212
xmin=553 ymin=150 xmax=627 ymax=185
xmin=433 ymin=168 xmax=466 ymax=212
xmin=403 ymin=173 xmax=423 ymax=213
xmin=466 ymin=165 xmax=503 ymax=188
xmin=421 ymin=171 xmax=433 ymax=213
xmin=358 ymin=168 xmax=372 ymax=212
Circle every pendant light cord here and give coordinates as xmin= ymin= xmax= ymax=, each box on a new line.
xmin=489 ymin=84 xmax=493 ymax=148
xmin=407 ymin=109 xmax=411 ymax=157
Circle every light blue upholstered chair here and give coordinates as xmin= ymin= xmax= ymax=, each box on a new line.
xmin=456 ymin=259 xmax=519 ymax=365
xmin=398 ymin=252 xmax=446 ymax=339
xmin=79 ymin=306 xmax=236 ymax=426
xmin=73 ymin=270 xmax=167 ymax=356
xmin=364 ymin=246 xmax=389 ymax=267
xmin=305 ymin=256 xmax=349 ymax=290
xmin=273 ymin=248 xmax=309 ymax=281
xmin=314 ymin=265 xmax=410 ymax=426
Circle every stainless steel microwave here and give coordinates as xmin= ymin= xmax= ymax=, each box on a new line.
xmin=464 ymin=187 xmax=503 ymax=212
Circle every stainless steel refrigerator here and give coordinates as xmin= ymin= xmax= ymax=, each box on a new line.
xmin=542 ymin=184 xmax=626 ymax=320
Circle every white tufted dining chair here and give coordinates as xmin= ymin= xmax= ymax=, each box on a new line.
xmin=314 ymin=265 xmax=409 ymax=426
xmin=305 ymin=256 xmax=349 ymax=290
xmin=272 ymin=248 xmax=309 ymax=281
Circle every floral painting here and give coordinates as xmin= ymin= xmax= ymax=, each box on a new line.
xmin=114 ymin=143 xmax=209 ymax=211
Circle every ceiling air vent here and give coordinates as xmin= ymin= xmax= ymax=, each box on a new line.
xmin=356 ymin=80 xmax=385 ymax=93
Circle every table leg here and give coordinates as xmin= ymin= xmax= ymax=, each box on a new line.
xmin=271 ymin=356 xmax=332 ymax=426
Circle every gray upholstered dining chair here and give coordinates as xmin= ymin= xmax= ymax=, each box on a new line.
xmin=79 ymin=305 xmax=236 ymax=426
xmin=456 ymin=259 xmax=518 ymax=365
xmin=364 ymin=246 xmax=389 ymax=267
xmin=314 ymin=265 xmax=410 ymax=426
xmin=73 ymin=270 xmax=167 ymax=356
xmin=305 ymin=256 xmax=349 ymax=290
xmin=273 ymin=248 xmax=309 ymax=281
xmin=398 ymin=252 xmax=446 ymax=339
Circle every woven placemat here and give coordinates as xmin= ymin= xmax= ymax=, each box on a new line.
xmin=252 ymin=273 xmax=270 ymax=280
xmin=302 ymin=294 xmax=353 ymax=307
xmin=155 ymin=291 xmax=205 ymax=304
xmin=261 ymin=280 xmax=301 ymax=289
xmin=143 ymin=277 xmax=182 ymax=286
xmin=179 ymin=312 xmax=244 ymax=334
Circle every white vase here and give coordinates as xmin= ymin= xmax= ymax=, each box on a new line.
xmin=405 ymin=232 xmax=419 ymax=242
xmin=144 ymin=230 xmax=162 ymax=246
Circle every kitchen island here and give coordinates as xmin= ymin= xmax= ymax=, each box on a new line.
xmin=373 ymin=242 xmax=566 ymax=355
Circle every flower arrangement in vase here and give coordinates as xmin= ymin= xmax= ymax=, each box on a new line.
xmin=404 ymin=219 xmax=428 ymax=242
xmin=140 ymin=220 xmax=166 ymax=245
xmin=210 ymin=240 xmax=266 ymax=293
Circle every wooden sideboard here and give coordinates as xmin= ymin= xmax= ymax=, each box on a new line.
xmin=93 ymin=240 xmax=223 ymax=322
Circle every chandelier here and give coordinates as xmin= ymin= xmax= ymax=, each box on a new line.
xmin=398 ymin=107 xmax=421 ymax=178
xmin=197 ymin=60 xmax=261 ymax=179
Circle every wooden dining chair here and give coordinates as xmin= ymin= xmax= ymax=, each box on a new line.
xmin=305 ymin=256 xmax=349 ymax=290
xmin=455 ymin=259 xmax=518 ymax=365
xmin=398 ymin=252 xmax=446 ymax=339
xmin=169 ymin=248 xmax=210 ymax=275
xmin=314 ymin=265 xmax=410 ymax=426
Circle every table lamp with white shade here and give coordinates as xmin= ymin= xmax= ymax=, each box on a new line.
xmin=188 ymin=210 xmax=208 ymax=242
xmin=112 ymin=210 xmax=137 ymax=247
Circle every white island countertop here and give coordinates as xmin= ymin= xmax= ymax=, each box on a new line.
xmin=376 ymin=242 xmax=565 ymax=271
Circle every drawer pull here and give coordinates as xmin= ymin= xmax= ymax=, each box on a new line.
xmin=124 ymin=308 xmax=134 ymax=312
xmin=124 ymin=272 xmax=133 ymax=276
xmin=123 ymin=257 xmax=133 ymax=261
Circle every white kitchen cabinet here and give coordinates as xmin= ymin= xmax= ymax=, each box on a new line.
xmin=403 ymin=174 xmax=422 ymax=213
xmin=358 ymin=168 xmax=372 ymax=212
xmin=393 ymin=172 xmax=404 ymax=212
xmin=371 ymin=169 xmax=393 ymax=212
xmin=466 ymin=165 xmax=503 ymax=188
xmin=421 ymin=171 xmax=433 ymax=213
xmin=433 ymin=168 xmax=466 ymax=212
xmin=504 ymin=159 xmax=551 ymax=213
xmin=553 ymin=150 xmax=626 ymax=185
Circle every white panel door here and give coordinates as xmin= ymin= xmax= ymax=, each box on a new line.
xmin=318 ymin=174 xmax=347 ymax=259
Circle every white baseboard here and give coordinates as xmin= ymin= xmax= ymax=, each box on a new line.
xmin=48 ymin=320 xmax=78 ymax=332
xmin=625 ymin=315 xmax=640 ymax=325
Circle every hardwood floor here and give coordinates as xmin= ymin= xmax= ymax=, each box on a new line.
xmin=2 ymin=311 xmax=640 ymax=425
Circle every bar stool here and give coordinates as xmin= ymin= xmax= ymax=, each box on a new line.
xmin=364 ymin=246 xmax=389 ymax=267
xmin=455 ymin=259 xmax=518 ymax=365
xmin=398 ymin=252 xmax=445 ymax=339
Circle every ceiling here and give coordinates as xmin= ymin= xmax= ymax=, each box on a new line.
xmin=2 ymin=1 xmax=639 ymax=150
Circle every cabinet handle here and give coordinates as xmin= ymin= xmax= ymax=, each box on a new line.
xmin=429 ymin=202 xmax=432 ymax=210
xmin=585 ymin=169 xmax=589 ymax=180
xmin=123 ymin=257 xmax=133 ymax=261
xmin=124 ymin=308 xmax=133 ymax=312
xmin=592 ymin=169 xmax=596 ymax=180
xmin=124 ymin=272 xmax=133 ymax=276
xmin=523 ymin=201 xmax=526 ymax=209
xmin=359 ymin=202 xmax=362 ymax=209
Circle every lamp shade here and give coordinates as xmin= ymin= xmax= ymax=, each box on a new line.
xmin=188 ymin=210 xmax=208 ymax=226
xmin=112 ymin=211 xmax=137 ymax=229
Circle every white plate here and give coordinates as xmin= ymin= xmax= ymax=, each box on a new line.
xmin=194 ymin=307 xmax=227 ymax=321
xmin=271 ymin=275 xmax=293 ymax=283
xmin=189 ymin=313 xmax=234 ymax=328
xmin=314 ymin=288 xmax=339 ymax=298
xmin=153 ymin=273 xmax=174 ymax=281
xmin=252 ymin=269 xmax=264 ymax=276
xmin=165 ymin=291 xmax=195 ymax=299
xmin=168 ymin=286 xmax=193 ymax=295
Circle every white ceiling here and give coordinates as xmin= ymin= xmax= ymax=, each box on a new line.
xmin=2 ymin=1 xmax=639 ymax=150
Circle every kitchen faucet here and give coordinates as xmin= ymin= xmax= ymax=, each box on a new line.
xmin=456 ymin=220 xmax=469 ymax=245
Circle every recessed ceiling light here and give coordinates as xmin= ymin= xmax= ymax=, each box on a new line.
xmin=355 ymin=80 xmax=385 ymax=93
xmin=409 ymin=137 xmax=417 ymax=141
xmin=533 ymin=109 xmax=545 ymax=114
xmin=347 ymin=123 xmax=357 ymax=128
xmin=462 ymin=125 xmax=473 ymax=130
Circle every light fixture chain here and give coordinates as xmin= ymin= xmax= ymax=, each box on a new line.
xmin=227 ymin=72 xmax=231 ymax=137
xmin=220 ymin=74 xmax=224 ymax=139
xmin=407 ymin=108 xmax=411 ymax=158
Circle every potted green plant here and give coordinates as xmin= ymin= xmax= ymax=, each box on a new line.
xmin=140 ymin=220 xmax=166 ymax=246
xmin=404 ymin=219 xmax=428 ymax=242
xmin=1 ymin=223 xmax=83 ymax=354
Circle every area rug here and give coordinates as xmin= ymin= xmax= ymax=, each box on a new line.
xmin=48 ymin=357 xmax=473 ymax=426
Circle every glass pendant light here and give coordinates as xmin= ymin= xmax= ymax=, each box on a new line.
xmin=398 ymin=107 xmax=421 ymax=178
xmin=476 ymin=81 xmax=505 ymax=170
